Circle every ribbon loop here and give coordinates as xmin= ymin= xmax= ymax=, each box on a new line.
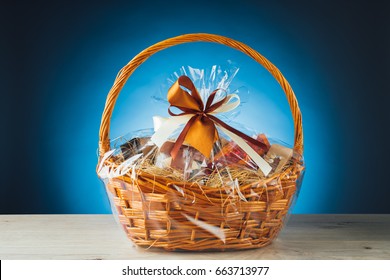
xmin=151 ymin=75 xmax=272 ymax=176
xmin=168 ymin=76 xmax=204 ymax=111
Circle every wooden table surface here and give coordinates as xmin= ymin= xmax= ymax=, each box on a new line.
xmin=0 ymin=214 xmax=389 ymax=260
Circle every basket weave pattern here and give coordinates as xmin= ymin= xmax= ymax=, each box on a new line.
xmin=98 ymin=34 xmax=304 ymax=251
xmin=105 ymin=166 xmax=302 ymax=250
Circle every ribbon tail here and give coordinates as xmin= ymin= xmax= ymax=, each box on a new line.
xmin=182 ymin=115 xmax=217 ymax=158
xmin=170 ymin=115 xmax=199 ymax=159
xmin=151 ymin=115 xmax=193 ymax=147
xmin=208 ymin=114 xmax=269 ymax=151
xmin=218 ymin=126 xmax=272 ymax=176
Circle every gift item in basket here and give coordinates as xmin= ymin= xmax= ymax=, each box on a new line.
xmin=213 ymin=133 xmax=271 ymax=170
xmin=97 ymin=33 xmax=305 ymax=251
xmin=120 ymin=137 xmax=155 ymax=160
xmin=156 ymin=141 xmax=205 ymax=170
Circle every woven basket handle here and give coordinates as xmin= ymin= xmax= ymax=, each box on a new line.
xmin=99 ymin=33 xmax=303 ymax=156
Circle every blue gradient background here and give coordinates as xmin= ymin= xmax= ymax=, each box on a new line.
xmin=2 ymin=1 xmax=389 ymax=214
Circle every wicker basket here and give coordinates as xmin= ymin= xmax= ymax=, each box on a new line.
xmin=97 ymin=33 xmax=304 ymax=251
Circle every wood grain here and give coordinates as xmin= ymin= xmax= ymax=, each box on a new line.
xmin=0 ymin=214 xmax=389 ymax=260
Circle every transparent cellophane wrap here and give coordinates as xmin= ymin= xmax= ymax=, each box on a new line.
xmin=97 ymin=65 xmax=305 ymax=251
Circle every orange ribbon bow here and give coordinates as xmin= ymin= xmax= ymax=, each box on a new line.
xmin=168 ymin=75 xmax=268 ymax=160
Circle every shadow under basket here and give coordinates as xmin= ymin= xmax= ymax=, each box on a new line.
xmin=97 ymin=33 xmax=305 ymax=251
